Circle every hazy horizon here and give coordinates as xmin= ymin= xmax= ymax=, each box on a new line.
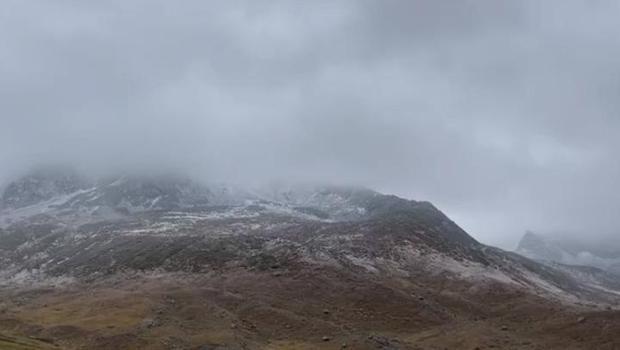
xmin=3 ymin=0 xmax=620 ymax=249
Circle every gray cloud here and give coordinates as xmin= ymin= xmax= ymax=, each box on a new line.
xmin=1 ymin=0 xmax=620 ymax=248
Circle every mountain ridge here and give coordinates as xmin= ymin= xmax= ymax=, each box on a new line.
xmin=0 ymin=166 xmax=616 ymax=302
xmin=2 ymin=167 xmax=620 ymax=349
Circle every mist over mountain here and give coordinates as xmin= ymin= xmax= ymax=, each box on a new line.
xmin=517 ymin=231 xmax=620 ymax=275
xmin=3 ymin=1 xmax=620 ymax=249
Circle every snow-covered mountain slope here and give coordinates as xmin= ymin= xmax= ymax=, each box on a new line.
xmin=0 ymin=169 xmax=390 ymax=227
xmin=0 ymin=166 xmax=89 ymax=209
xmin=517 ymin=231 xmax=620 ymax=275
xmin=0 ymin=169 xmax=249 ymax=222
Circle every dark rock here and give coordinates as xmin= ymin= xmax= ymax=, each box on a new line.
xmin=141 ymin=318 xmax=157 ymax=329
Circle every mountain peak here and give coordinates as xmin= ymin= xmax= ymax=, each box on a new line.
xmin=517 ymin=230 xmax=546 ymax=250
xmin=516 ymin=231 xmax=620 ymax=275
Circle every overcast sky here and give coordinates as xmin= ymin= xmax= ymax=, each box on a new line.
xmin=2 ymin=0 xmax=620 ymax=248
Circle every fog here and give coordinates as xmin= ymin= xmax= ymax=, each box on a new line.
xmin=2 ymin=0 xmax=620 ymax=249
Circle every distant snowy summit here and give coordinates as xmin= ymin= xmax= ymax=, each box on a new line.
xmin=517 ymin=231 xmax=620 ymax=275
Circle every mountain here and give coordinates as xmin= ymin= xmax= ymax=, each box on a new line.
xmin=1 ymin=167 xmax=620 ymax=349
xmin=517 ymin=231 xmax=620 ymax=275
